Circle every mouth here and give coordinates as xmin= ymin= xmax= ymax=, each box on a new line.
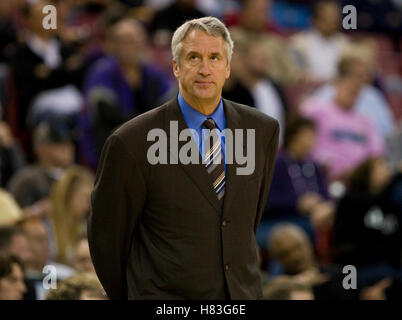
xmin=194 ymin=81 xmax=214 ymax=86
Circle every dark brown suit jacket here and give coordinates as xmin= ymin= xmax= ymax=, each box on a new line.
xmin=88 ymin=97 xmax=279 ymax=300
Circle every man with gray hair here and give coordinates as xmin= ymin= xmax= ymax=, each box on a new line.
xmin=89 ymin=16 xmax=279 ymax=299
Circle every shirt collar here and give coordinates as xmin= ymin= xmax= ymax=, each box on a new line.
xmin=178 ymin=92 xmax=225 ymax=131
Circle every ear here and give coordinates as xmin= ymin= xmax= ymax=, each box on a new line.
xmin=172 ymin=59 xmax=180 ymax=79
xmin=225 ymin=63 xmax=231 ymax=80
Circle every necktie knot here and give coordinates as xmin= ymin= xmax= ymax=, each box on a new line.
xmin=203 ymin=118 xmax=217 ymax=130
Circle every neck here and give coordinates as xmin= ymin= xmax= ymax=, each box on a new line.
xmin=335 ymin=100 xmax=352 ymax=111
xmin=334 ymin=93 xmax=352 ymax=111
xmin=287 ymin=146 xmax=304 ymax=160
xmin=120 ymin=58 xmax=140 ymax=68
xmin=245 ymin=74 xmax=260 ymax=89
xmin=32 ymin=31 xmax=51 ymax=42
xmin=315 ymin=27 xmax=334 ymax=39
xmin=180 ymin=89 xmax=221 ymax=116
xmin=370 ymin=181 xmax=388 ymax=195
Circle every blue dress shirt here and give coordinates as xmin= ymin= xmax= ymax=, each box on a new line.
xmin=178 ymin=92 xmax=226 ymax=171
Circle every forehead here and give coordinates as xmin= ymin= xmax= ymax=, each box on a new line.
xmin=23 ymin=221 xmax=46 ymax=236
xmin=115 ymin=23 xmax=144 ymax=39
xmin=274 ymin=233 xmax=302 ymax=249
xmin=181 ymin=29 xmax=226 ymax=54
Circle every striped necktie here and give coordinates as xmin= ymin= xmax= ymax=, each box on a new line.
xmin=203 ymin=118 xmax=225 ymax=201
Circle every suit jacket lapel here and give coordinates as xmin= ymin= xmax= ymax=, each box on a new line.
xmin=222 ymin=99 xmax=248 ymax=216
xmin=166 ymin=98 xmax=222 ymax=213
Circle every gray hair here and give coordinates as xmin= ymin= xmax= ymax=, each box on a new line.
xmin=171 ymin=16 xmax=234 ymax=64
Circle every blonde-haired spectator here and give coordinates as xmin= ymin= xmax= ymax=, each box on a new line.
xmin=50 ymin=165 xmax=94 ymax=265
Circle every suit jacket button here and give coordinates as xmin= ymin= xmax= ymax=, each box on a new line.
xmin=225 ymin=264 xmax=230 ymax=271
xmin=222 ymin=220 xmax=227 ymax=227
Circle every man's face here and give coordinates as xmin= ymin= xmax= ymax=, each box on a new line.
xmin=0 ymin=263 xmax=26 ymax=300
xmin=73 ymin=239 xmax=95 ymax=273
xmin=336 ymin=75 xmax=364 ymax=110
xmin=112 ymin=21 xmax=147 ymax=66
xmin=292 ymin=127 xmax=316 ymax=157
xmin=243 ymin=0 xmax=271 ymax=31
xmin=9 ymin=234 xmax=34 ymax=267
xmin=173 ymin=30 xmax=230 ymax=107
xmin=22 ymin=221 xmax=49 ymax=271
xmin=272 ymin=232 xmax=314 ymax=275
xmin=246 ymin=42 xmax=269 ymax=79
xmin=314 ymin=3 xmax=341 ymax=37
xmin=38 ymin=141 xmax=75 ymax=169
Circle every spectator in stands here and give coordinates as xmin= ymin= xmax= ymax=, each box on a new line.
xmin=80 ymin=17 xmax=174 ymax=169
xmin=149 ymin=0 xmax=205 ymax=46
xmin=224 ymin=0 xmax=278 ymax=33
xmin=0 ymin=255 xmax=26 ymax=300
xmin=226 ymin=0 xmax=300 ymax=85
xmin=267 ymin=223 xmax=400 ymax=300
xmin=334 ymin=157 xmax=402 ymax=269
xmin=11 ymin=0 xmax=84 ymax=151
xmin=299 ymin=56 xmax=385 ymax=182
xmin=72 ymin=236 xmax=95 ymax=274
xmin=46 ymin=272 xmax=106 ymax=300
xmin=50 ymin=166 xmax=94 ymax=265
xmin=0 ymin=106 xmax=26 ymax=188
xmin=232 ymin=36 xmax=287 ymax=143
xmin=0 ymin=226 xmax=39 ymax=300
xmin=0 ymin=226 xmax=33 ymax=268
xmin=263 ymin=275 xmax=314 ymax=300
xmin=222 ymin=41 xmax=255 ymax=107
xmin=19 ymin=217 xmax=74 ymax=300
xmin=267 ymin=223 xmax=352 ymax=300
xmin=257 ymin=116 xmax=333 ymax=249
xmin=313 ymin=53 xmax=396 ymax=139
xmin=289 ymin=0 xmax=350 ymax=83
xmin=7 ymin=120 xmax=74 ymax=210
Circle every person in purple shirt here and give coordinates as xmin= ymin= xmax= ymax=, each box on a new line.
xmin=257 ymin=116 xmax=334 ymax=253
xmin=79 ymin=18 xmax=175 ymax=169
xmin=299 ymin=57 xmax=385 ymax=181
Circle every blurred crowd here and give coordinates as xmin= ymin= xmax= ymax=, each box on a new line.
xmin=0 ymin=0 xmax=401 ymax=300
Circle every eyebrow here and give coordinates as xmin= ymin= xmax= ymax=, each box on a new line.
xmin=186 ymin=51 xmax=223 ymax=57
xmin=186 ymin=51 xmax=200 ymax=56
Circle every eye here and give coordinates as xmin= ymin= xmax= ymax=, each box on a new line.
xmin=189 ymin=54 xmax=199 ymax=61
xmin=210 ymin=55 xmax=219 ymax=61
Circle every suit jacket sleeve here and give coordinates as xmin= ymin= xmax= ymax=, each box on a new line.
xmin=254 ymin=121 xmax=280 ymax=234
xmin=87 ymin=133 xmax=147 ymax=299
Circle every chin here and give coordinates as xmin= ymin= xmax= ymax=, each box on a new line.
xmin=193 ymin=90 xmax=217 ymax=101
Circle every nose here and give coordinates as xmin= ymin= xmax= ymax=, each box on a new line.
xmin=198 ymin=59 xmax=211 ymax=76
